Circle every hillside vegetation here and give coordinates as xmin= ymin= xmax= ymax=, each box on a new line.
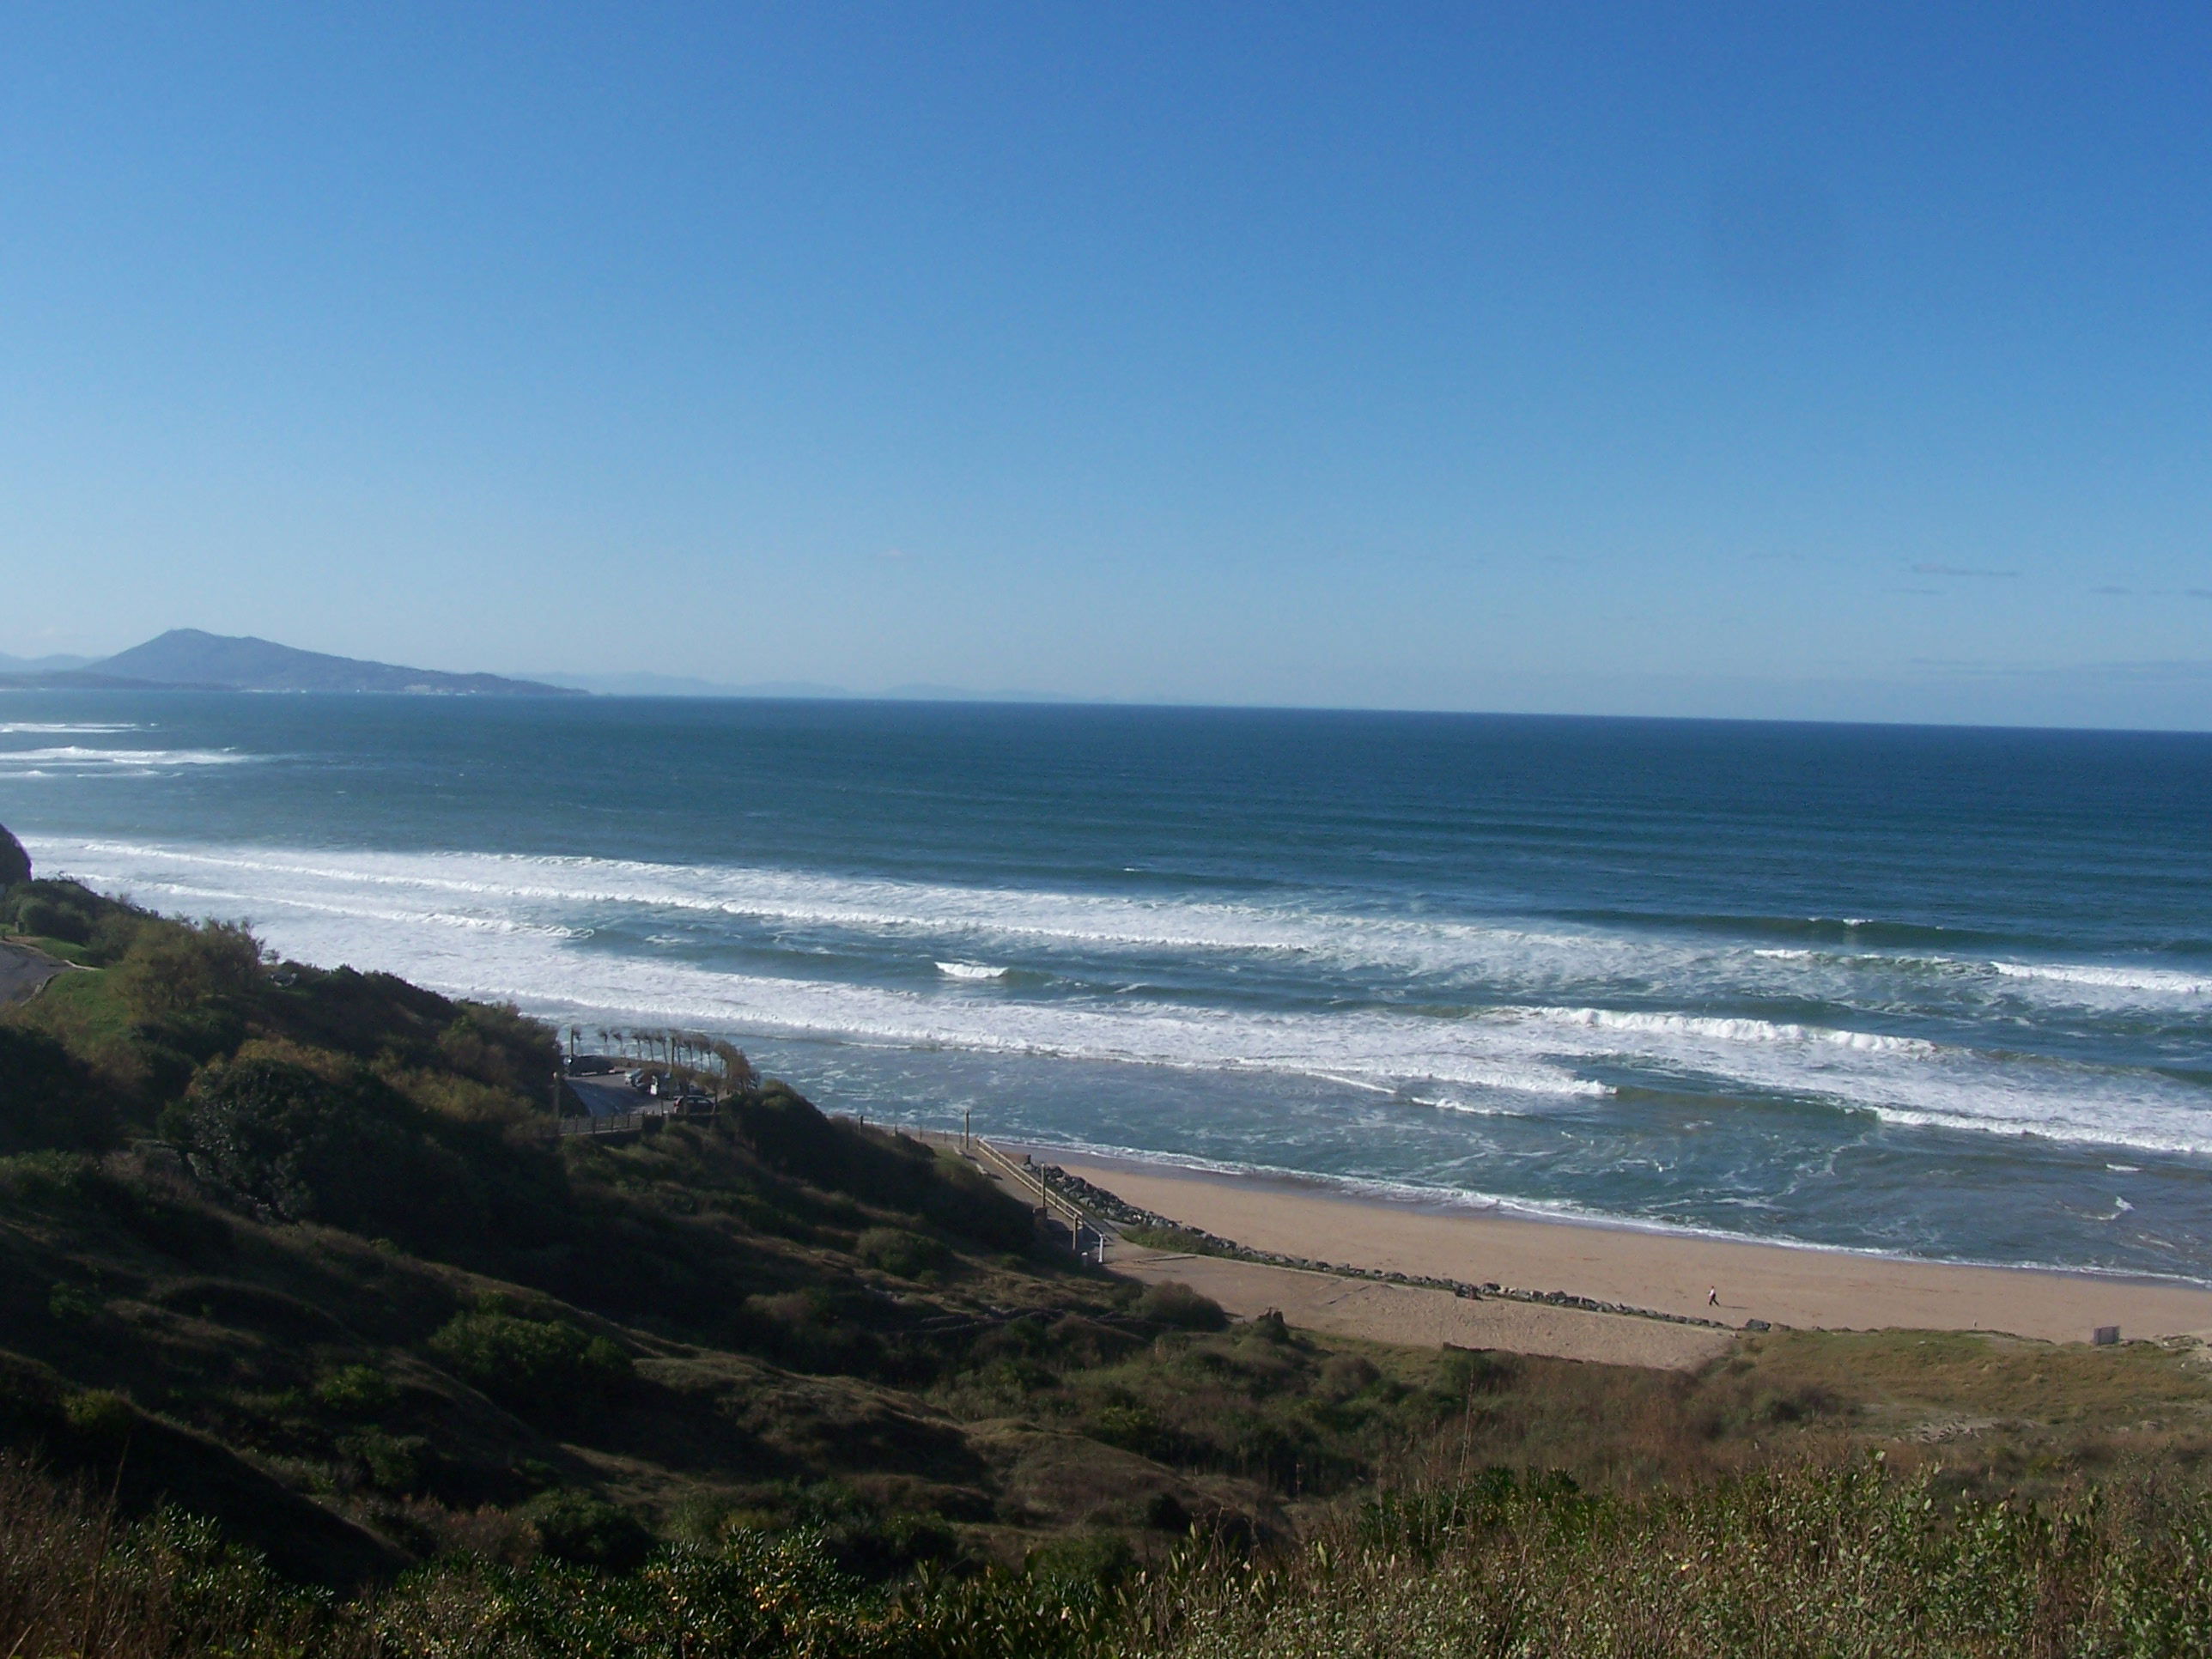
xmin=3 ymin=833 xmax=2210 ymax=1655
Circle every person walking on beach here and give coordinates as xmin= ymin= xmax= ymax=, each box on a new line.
xmin=1707 ymin=1286 xmax=1719 ymax=1307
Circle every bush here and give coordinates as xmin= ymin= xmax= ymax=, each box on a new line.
xmin=856 ymin=1225 xmax=950 ymax=1279
xmin=1086 ymin=1401 xmax=1172 ymax=1459
xmin=167 ymin=1050 xmax=487 ymax=1245
xmin=427 ymin=1306 xmax=632 ymax=1413
xmin=1024 ymin=1530 xmax=1135 ymax=1592
xmin=1136 ymin=1281 xmax=1228 ymax=1332
xmin=111 ymin=921 xmax=262 ymax=1023
xmin=518 ymin=1490 xmax=651 ymax=1571
xmin=62 ymin=1389 xmax=134 ymax=1444
xmin=0 ymin=879 xmax=112 ymax=947
xmin=343 ymin=1429 xmax=430 ymax=1494
xmin=435 ymin=1003 xmax=560 ymax=1097
xmin=316 ymin=1365 xmax=398 ymax=1417
xmin=1439 ymin=1346 xmax=1518 ymax=1396
xmin=1319 ymin=1352 xmax=1381 ymax=1399
xmin=817 ymin=1509 xmax=957 ymax=1581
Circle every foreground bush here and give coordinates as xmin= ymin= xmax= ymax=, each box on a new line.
xmin=4 ymin=1451 xmax=2210 ymax=1658
xmin=1137 ymin=1460 xmax=2212 ymax=1659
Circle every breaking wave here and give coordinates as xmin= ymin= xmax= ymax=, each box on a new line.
xmin=20 ymin=835 xmax=2211 ymax=1156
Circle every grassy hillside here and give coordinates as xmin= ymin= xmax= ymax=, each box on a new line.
xmin=3 ymin=848 xmax=2210 ymax=1655
xmin=0 ymin=869 xmax=1473 ymax=1575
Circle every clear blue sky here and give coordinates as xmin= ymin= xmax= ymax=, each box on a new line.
xmin=6 ymin=3 xmax=2210 ymax=725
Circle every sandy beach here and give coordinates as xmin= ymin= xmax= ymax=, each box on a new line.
xmin=1040 ymin=1151 xmax=2212 ymax=1347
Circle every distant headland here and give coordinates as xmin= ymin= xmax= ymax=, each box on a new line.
xmin=0 ymin=629 xmax=578 ymax=696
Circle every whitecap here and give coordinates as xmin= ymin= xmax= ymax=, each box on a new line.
xmin=27 ymin=835 xmax=2212 ymax=1156
xmin=0 ymin=722 xmax=142 ymax=734
xmin=1991 ymin=961 xmax=2211 ymax=997
xmin=1521 ymin=1005 xmax=1938 ymax=1056
xmin=0 ymin=746 xmax=252 ymax=771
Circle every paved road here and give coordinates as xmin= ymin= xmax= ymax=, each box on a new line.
xmin=0 ymin=941 xmax=70 ymax=1005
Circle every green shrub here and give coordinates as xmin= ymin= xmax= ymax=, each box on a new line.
xmin=1 ymin=1149 xmax=99 ymax=1201
xmin=315 ymin=1365 xmax=398 ymax=1417
xmin=1136 ymin=1281 xmax=1228 ymax=1332
xmin=62 ymin=1389 xmax=134 ymax=1444
xmin=1319 ymin=1353 xmax=1380 ymax=1399
xmin=342 ymin=1429 xmax=429 ymax=1494
xmin=46 ymin=1283 xmax=98 ymax=1323
xmin=856 ymin=1225 xmax=950 ymax=1279
xmin=1438 ymin=1346 xmax=1518 ymax=1396
xmin=111 ymin=921 xmax=262 ymax=1022
xmin=1024 ymin=1530 xmax=1136 ymax=1592
xmin=1087 ymin=1401 xmax=1172 ymax=1458
xmin=0 ymin=879 xmax=115 ymax=947
xmin=1121 ymin=1224 xmax=1231 ymax=1256
xmin=167 ymin=1051 xmax=487 ymax=1245
xmin=427 ymin=1306 xmax=632 ymax=1413
xmin=818 ymin=1508 xmax=958 ymax=1581
xmin=519 ymin=1489 xmax=652 ymax=1571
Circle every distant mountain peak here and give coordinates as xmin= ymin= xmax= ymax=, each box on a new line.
xmin=88 ymin=630 xmax=580 ymax=696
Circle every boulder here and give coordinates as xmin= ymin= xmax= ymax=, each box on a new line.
xmin=0 ymin=823 xmax=28 ymax=888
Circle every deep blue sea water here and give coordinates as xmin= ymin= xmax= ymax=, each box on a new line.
xmin=5 ymin=692 xmax=2209 ymax=1278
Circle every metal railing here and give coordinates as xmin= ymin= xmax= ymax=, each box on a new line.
xmin=964 ymin=1135 xmax=1090 ymax=1232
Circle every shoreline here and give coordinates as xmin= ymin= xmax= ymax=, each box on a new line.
xmin=1010 ymin=1138 xmax=2212 ymax=1292
xmin=1008 ymin=1142 xmax=2212 ymax=1345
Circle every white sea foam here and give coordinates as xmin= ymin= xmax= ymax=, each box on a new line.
xmin=1991 ymin=961 xmax=2212 ymax=997
xmin=0 ymin=722 xmax=142 ymax=734
xmin=26 ymin=836 xmax=2212 ymax=1156
xmin=38 ymin=838 xmax=1666 ymax=984
xmin=1524 ymin=1005 xmax=1939 ymax=1056
xmin=936 ymin=962 xmax=1010 ymax=981
xmin=0 ymin=746 xmax=252 ymax=772
xmin=34 ymin=837 xmax=2206 ymax=1024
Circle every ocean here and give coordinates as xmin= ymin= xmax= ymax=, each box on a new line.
xmin=4 ymin=692 xmax=2209 ymax=1279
